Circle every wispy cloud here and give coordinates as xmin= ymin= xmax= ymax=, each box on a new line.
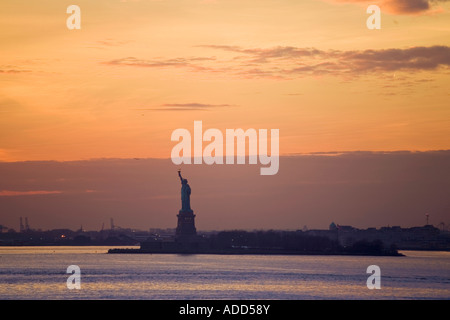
xmin=0 ymin=190 xmax=62 ymax=197
xmin=0 ymin=68 xmax=31 ymax=74
xmin=323 ymin=46 xmax=450 ymax=72
xmin=322 ymin=0 xmax=449 ymax=15
xmin=104 ymin=56 xmax=216 ymax=69
xmin=201 ymin=45 xmax=450 ymax=78
xmin=137 ymin=103 xmax=234 ymax=111
xmin=105 ymin=45 xmax=450 ymax=80
xmin=84 ymin=38 xmax=134 ymax=50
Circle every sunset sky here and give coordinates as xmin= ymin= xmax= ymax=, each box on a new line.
xmin=1 ymin=0 xmax=449 ymax=161
xmin=0 ymin=0 xmax=449 ymax=231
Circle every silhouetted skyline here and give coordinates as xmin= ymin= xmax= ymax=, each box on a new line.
xmin=1 ymin=150 xmax=449 ymax=231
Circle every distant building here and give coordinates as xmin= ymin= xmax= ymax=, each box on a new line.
xmin=305 ymin=223 xmax=448 ymax=250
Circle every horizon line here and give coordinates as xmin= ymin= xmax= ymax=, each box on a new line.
xmin=0 ymin=223 xmax=438 ymax=234
xmin=1 ymin=149 xmax=450 ymax=164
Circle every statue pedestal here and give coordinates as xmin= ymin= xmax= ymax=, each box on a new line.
xmin=176 ymin=210 xmax=197 ymax=237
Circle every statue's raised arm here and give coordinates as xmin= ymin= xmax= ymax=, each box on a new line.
xmin=178 ymin=170 xmax=183 ymax=182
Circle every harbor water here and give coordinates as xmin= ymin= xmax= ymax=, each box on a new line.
xmin=0 ymin=247 xmax=449 ymax=299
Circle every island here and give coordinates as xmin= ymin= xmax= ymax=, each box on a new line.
xmin=108 ymin=171 xmax=404 ymax=256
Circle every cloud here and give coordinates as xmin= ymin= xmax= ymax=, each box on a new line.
xmin=199 ymin=45 xmax=323 ymax=62
xmin=97 ymin=40 xmax=130 ymax=46
xmin=105 ymin=45 xmax=450 ymax=80
xmin=330 ymin=46 xmax=450 ymax=72
xmin=0 ymin=190 xmax=62 ymax=197
xmin=86 ymin=39 xmax=133 ymax=50
xmin=104 ymin=56 xmax=216 ymax=69
xmin=323 ymin=0 xmax=449 ymax=15
xmin=137 ymin=103 xmax=234 ymax=111
xmin=0 ymin=69 xmax=31 ymax=74
xmin=205 ymin=45 xmax=450 ymax=78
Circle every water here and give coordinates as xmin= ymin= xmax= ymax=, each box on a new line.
xmin=0 ymin=247 xmax=449 ymax=299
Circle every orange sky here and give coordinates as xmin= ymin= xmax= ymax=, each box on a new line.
xmin=1 ymin=0 xmax=450 ymax=162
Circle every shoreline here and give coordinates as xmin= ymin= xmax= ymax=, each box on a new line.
xmin=107 ymin=248 xmax=405 ymax=257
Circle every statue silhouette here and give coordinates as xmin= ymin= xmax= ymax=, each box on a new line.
xmin=178 ymin=170 xmax=192 ymax=212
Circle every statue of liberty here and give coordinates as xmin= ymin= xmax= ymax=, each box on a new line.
xmin=178 ymin=170 xmax=192 ymax=212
